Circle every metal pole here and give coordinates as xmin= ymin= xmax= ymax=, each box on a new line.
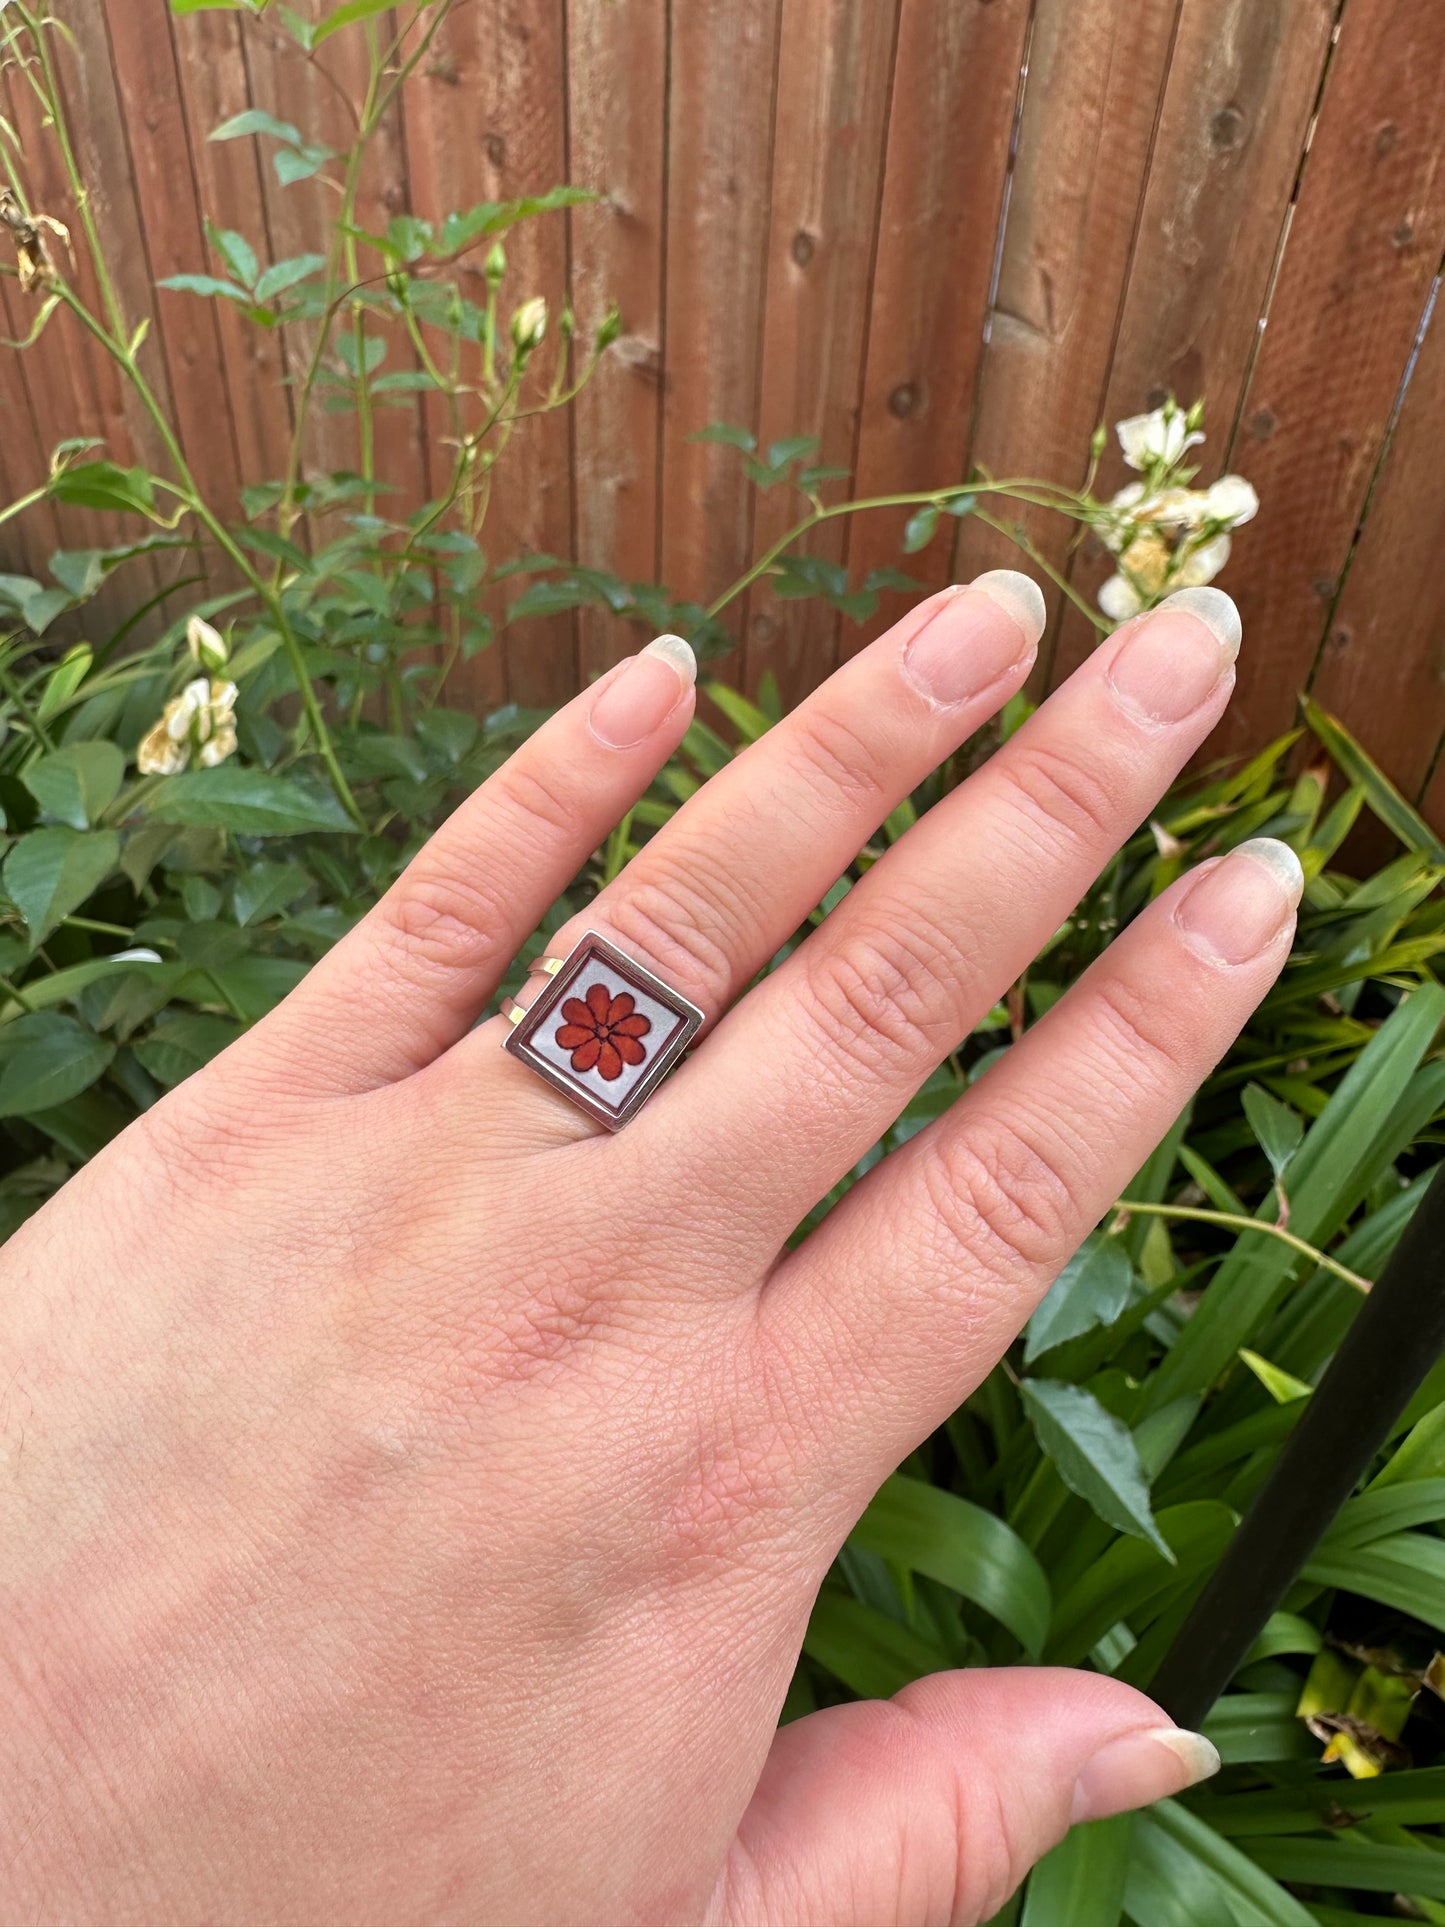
xmin=1148 ymin=1159 xmax=1445 ymax=1731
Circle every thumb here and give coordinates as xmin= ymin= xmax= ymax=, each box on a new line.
xmin=712 ymin=1667 xmax=1219 ymax=1926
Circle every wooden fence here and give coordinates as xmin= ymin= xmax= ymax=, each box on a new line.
xmin=2 ymin=0 xmax=1444 ymax=822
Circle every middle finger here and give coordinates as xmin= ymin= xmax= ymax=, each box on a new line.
xmin=642 ymin=586 xmax=1242 ymax=1240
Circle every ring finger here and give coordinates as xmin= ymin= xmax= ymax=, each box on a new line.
xmin=456 ymin=573 xmax=1047 ymax=1128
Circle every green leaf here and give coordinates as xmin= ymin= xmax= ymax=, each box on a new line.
xmin=1022 ymin=1817 xmax=1132 ymax=1927
xmin=232 ymin=861 xmax=311 ymax=927
xmin=802 ymin=1591 xmax=949 ymax=1700
xmin=147 ymin=768 xmax=357 ymax=837
xmin=1246 ymin=1835 xmax=1445 ymax=1902
xmin=1303 ymin=698 xmax=1445 ymax=863
xmin=902 ymin=503 xmax=940 ymax=553
xmin=4 ymin=828 xmax=120 ymax=946
xmin=704 ymin=680 xmax=775 ymax=746
xmin=765 ymin=434 xmax=819 ymax=469
xmin=209 ymin=226 xmax=258 ymax=288
xmin=689 ymin=422 xmax=757 ymax=451
xmin=1236 ymin=1349 xmax=1312 ymax=1405
xmin=1022 ymin=1378 xmax=1171 ymax=1559
xmin=1201 ymin=1692 xmax=1319 ymax=1766
xmin=1125 ymin=1802 xmax=1316 ymax=1927
xmin=1025 ymin=1233 xmax=1135 ymax=1363
xmin=209 ymin=108 xmax=304 ymax=147
xmin=0 ymin=1013 xmax=114 ymax=1118
xmin=312 ymin=0 xmax=396 ymax=42
xmin=253 ymin=252 xmax=326 ymax=300
xmin=274 ymin=144 xmax=334 ymax=186
xmin=1314 ymin=1478 xmax=1445 ymax=1553
xmin=22 ymin=742 xmax=125 ymax=830
xmin=1303 ymin=1529 xmax=1445 ymax=1636
xmin=1047 ymin=1502 xmax=1235 ymax=1665
xmin=34 ymin=646 xmax=94 ymax=719
xmin=158 ymin=272 xmax=252 ymax=303
xmin=132 ymin=1013 xmax=240 ymax=1088
xmin=1242 ymin=1083 xmax=1303 ymax=1183
xmin=0 ymin=952 xmax=167 ymax=1025
xmin=1200 ymin=1766 xmax=1445 ymax=1836
xmin=850 ymin=1473 xmax=1051 ymax=1656
xmin=49 ymin=460 xmax=157 ymax=518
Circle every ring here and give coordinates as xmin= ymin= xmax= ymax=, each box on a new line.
xmin=501 ymin=929 xmax=704 ymax=1130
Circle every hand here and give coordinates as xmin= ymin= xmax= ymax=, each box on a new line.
xmin=0 ymin=575 xmax=1297 ymax=1926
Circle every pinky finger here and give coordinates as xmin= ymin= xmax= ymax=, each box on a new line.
xmin=765 ymin=837 xmax=1304 ymax=1485
xmin=258 ymin=636 xmax=697 ymax=1093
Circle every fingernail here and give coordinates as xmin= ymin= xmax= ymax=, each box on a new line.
xmin=1106 ymin=586 xmax=1240 ymax=726
xmin=1175 ymin=837 xmax=1304 ymax=965
xmin=589 ymin=634 xmax=696 ymax=748
xmin=901 ymin=570 xmax=1043 ymax=707
xmin=1071 ymin=1726 xmax=1220 ymax=1824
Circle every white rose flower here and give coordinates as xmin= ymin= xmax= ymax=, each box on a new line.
xmin=1174 ymin=531 xmax=1232 ymax=587
xmin=1202 ymin=474 xmax=1259 ymax=527
xmin=1116 ymin=404 xmax=1205 ymax=473
xmin=510 ymin=296 xmax=548 ymax=356
xmin=186 ymin=614 xmax=229 ymax=672
xmin=136 ymin=677 xmax=240 ymax=775
xmin=1098 ymin=572 xmax=1145 ymax=621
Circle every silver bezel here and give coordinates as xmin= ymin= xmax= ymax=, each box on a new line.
xmin=502 ymin=929 xmax=704 ymax=1129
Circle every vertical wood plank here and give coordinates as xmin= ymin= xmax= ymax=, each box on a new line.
xmin=2 ymin=33 xmax=167 ymax=639
xmin=402 ymin=0 xmax=575 ymax=711
xmin=168 ymin=5 xmax=295 ymax=488
xmin=658 ymin=0 xmax=783 ymax=681
xmin=1308 ymin=288 xmax=1445 ymax=805
xmin=1203 ymin=0 xmax=1445 ymax=765
xmin=951 ymin=0 xmax=1182 ymax=668
xmin=566 ymin=0 xmax=667 ymax=680
xmin=842 ymin=0 xmax=1029 ymax=659
xmin=1048 ymin=0 xmax=1337 ymax=688
xmin=0 ymin=274 xmax=65 ymax=578
xmin=102 ymin=0 xmax=246 ymax=525
xmin=742 ymin=0 xmax=898 ymax=708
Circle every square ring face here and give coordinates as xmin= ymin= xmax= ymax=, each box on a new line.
xmin=502 ymin=930 xmax=704 ymax=1129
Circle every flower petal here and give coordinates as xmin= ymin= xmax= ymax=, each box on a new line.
xmin=1175 ymin=531 xmax=1231 ymax=587
xmin=606 ymin=990 xmax=636 ymax=1025
xmin=613 ymin=1033 xmax=647 ymax=1066
xmin=586 ymin=981 xmax=612 ymax=1022
xmin=570 ymin=1036 xmax=602 ymax=1072
xmin=1098 ymin=572 xmax=1145 ymax=622
xmin=611 ymin=1013 xmax=651 ymax=1038
xmin=561 ymin=997 xmax=597 ymax=1030
xmin=555 ymin=1024 xmax=595 ymax=1049
xmin=597 ymin=1040 xmax=623 ymax=1080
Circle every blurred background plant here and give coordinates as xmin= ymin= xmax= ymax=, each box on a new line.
xmin=1 ymin=3 xmax=1443 ymax=1920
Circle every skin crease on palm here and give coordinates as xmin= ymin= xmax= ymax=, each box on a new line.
xmin=0 ymin=572 xmax=1306 ymax=1927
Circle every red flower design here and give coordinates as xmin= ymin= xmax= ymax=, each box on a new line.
xmin=556 ymin=981 xmax=652 ymax=1081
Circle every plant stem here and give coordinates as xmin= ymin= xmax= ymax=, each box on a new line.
xmin=1112 ymin=1198 xmax=1371 ymax=1295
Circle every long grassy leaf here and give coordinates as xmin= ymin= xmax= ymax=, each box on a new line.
xmin=1247 ymin=1834 xmax=1445 ymax=1900
xmin=1046 ymin=1502 xmax=1234 ymax=1666
xmin=1020 ymin=1815 xmax=1131 ymax=1927
xmin=849 ymin=1473 xmax=1051 ymax=1657
xmin=1302 ymin=1530 xmax=1445 ymax=1635
xmin=1125 ymin=1801 xmax=1315 ymax=1926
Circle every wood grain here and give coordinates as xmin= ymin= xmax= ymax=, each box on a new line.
xmin=842 ymin=0 xmax=1028 ymax=659
xmin=402 ymin=0 xmax=576 ymax=711
xmin=566 ymin=0 xmax=667 ymax=680
xmin=741 ymin=0 xmax=898 ymax=706
xmin=1049 ymin=0 xmax=1337 ymax=689
xmin=658 ymin=0 xmax=784 ymax=682
xmin=1207 ymin=0 xmax=1445 ymax=764
xmin=951 ymin=0 xmax=1183 ymax=681
xmin=1310 ymin=287 xmax=1445 ymax=809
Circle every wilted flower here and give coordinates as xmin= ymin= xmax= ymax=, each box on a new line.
xmin=1116 ymin=399 xmax=1205 ymax=474
xmin=0 ymin=187 xmax=70 ymax=295
xmin=137 ymin=676 xmax=239 ymax=776
xmin=510 ymin=295 xmax=547 ymax=357
xmin=186 ymin=614 xmax=229 ymax=673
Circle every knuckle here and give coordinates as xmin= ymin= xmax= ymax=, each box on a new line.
xmin=603 ymin=859 xmax=740 ymax=1007
xmin=786 ymin=702 xmax=895 ymax=823
xmin=1090 ymin=968 xmax=1185 ymax=1085
xmin=379 ymin=865 xmax=504 ymax=984
xmin=921 ymin=1115 xmax=1073 ymax=1285
xmin=1002 ymin=736 xmax=1119 ymax=850
xmin=797 ymin=918 xmax=960 ymax=1080
xmin=494 ymin=758 xmax=584 ymax=843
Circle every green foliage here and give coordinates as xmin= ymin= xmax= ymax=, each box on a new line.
xmin=1 ymin=6 xmax=1443 ymax=1917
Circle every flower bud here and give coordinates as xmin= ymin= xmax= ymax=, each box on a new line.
xmin=186 ymin=614 xmax=229 ymax=673
xmin=510 ymin=295 xmax=547 ymax=357
xmin=485 ymin=241 xmax=507 ymax=287
xmin=595 ymin=304 xmax=622 ymax=352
